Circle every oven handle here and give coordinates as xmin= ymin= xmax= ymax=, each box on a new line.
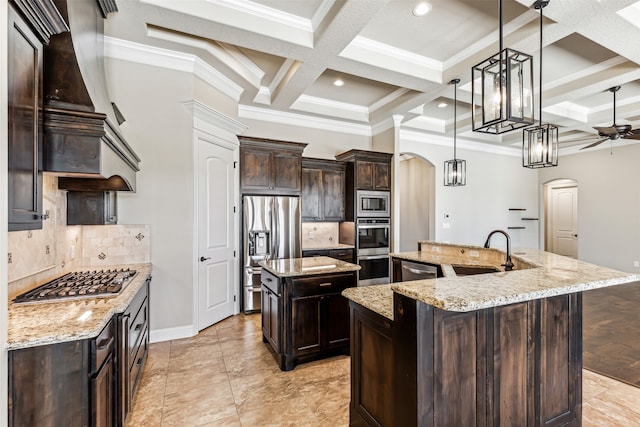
xmin=358 ymin=255 xmax=389 ymax=260
xmin=357 ymin=225 xmax=391 ymax=230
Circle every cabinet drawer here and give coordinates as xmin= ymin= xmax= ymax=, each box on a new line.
xmin=302 ymin=249 xmax=328 ymax=257
xmin=129 ymin=327 xmax=148 ymax=400
xmin=261 ymin=270 xmax=280 ymax=295
xmin=128 ymin=297 xmax=148 ymax=364
xmin=291 ymin=273 xmax=355 ymax=298
xmin=328 ymin=249 xmax=354 ymax=262
xmin=92 ymin=319 xmax=115 ymax=373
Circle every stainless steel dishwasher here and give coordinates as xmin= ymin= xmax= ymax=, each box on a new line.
xmin=400 ymin=260 xmax=438 ymax=281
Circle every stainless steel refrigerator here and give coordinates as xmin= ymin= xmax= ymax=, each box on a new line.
xmin=242 ymin=195 xmax=301 ymax=313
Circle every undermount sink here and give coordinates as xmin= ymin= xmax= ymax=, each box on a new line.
xmin=452 ymin=265 xmax=502 ymax=276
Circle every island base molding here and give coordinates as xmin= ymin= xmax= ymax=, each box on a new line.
xmin=350 ymin=292 xmax=582 ymax=427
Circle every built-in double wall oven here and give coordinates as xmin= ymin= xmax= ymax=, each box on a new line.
xmin=356 ymin=217 xmax=390 ymax=286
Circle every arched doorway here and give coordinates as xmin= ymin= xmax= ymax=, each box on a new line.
xmin=544 ymin=179 xmax=578 ymax=258
xmin=399 ymin=153 xmax=435 ymax=251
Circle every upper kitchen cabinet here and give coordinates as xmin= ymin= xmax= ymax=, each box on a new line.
xmin=7 ymin=0 xmax=68 ymax=231
xmin=239 ymin=136 xmax=307 ymax=195
xmin=301 ymin=158 xmax=346 ymax=222
xmin=335 ymin=150 xmax=393 ymax=191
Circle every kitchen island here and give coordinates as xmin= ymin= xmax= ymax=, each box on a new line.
xmin=343 ymin=243 xmax=640 ymax=427
xmin=260 ymin=256 xmax=360 ymax=370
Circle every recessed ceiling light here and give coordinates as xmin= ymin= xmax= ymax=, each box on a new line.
xmin=438 ymin=102 xmax=448 ymax=108
xmin=334 ymin=79 xmax=344 ymax=87
xmin=413 ymin=2 xmax=432 ymax=16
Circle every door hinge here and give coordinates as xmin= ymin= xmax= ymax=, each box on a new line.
xmin=233 ymin=206 xmax=236 ymax=213
xmin=233 ymin=161 xmax=237 ymax=169
xmin=233 ymin=250 xmax=236 ymax=257
xmin=234 ymin=295 xmax=237 ymax=302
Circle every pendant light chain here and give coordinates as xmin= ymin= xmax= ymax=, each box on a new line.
xmin=538 ymin=2 xmax=543 ymax=125
xmin=453 ymin=80 xmax=457 ymax=160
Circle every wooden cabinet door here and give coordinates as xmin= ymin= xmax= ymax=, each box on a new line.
xmin=8 ymin=6 xmax=43 ymax=231
xmin=291 ymin=295 xmax=322 ymax=356
xmin=301 ymin=168 xmax=322 ymax=220
xmin=322 ymin=169 xmax=345 ymax=221
xmin=373 ymin=162 xmax=391 ymax=190
xmin=240 ymin=147 xmax=272 ymax=191
xmin=356 ymin=161 xmax=374 ymax=190
xmin=261 ymin=286 xmax=270 ymax=342
xmin=91 ymin=354 xmax=115 ymax=427
xmin=273 ymin=152 xmax=301 ymax=191
xmin=324 ymin=293 xmax=350 ymax=349
xmin=267 ymin=290 xmax=281 ymax=352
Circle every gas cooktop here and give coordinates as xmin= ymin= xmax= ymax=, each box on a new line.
xmin=13 ymin=268 xmax=138 ymax=304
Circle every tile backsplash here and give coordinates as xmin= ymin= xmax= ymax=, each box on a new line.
xmin=7 ymin=174 xmax=150 ymax=300
xmin=302 ymin=222 xmax=339 ymax=248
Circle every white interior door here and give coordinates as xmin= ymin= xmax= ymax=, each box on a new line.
xmin=549 ymin=186 xmax=578 ymax=258
xmin=197 ymin=138 xmax=236 ymax=330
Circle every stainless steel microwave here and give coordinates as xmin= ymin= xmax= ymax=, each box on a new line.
xmin=356 ymin=190 xmax=390 ymax=217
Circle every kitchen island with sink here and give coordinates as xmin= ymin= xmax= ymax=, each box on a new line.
xmin=343 ymin=243 xmax=639 ymax=427
xmin=260 ymin=256 xmax=360 ymax=371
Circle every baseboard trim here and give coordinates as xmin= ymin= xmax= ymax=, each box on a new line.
xmin=149 ymin=325 xmax=197 ymax=343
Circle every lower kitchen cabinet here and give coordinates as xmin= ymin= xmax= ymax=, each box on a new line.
xmin=302 ymin=248 xmax=355 ymax=263
xmin=9 ymin=277 xmax=150 ymax=427
xmin=9 ymin=318 xmax=116 ymax=426
xmin=261 ymin=269 xmax=356 ymax=371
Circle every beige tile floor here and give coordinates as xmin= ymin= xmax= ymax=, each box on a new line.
xmin=127 ymin=314 xmax=640 ymax=426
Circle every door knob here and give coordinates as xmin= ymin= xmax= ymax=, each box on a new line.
xmin=200 ymin=256 xmax=211 ymax=262
xmin=572 ymin=234 xmax=578 ymax=237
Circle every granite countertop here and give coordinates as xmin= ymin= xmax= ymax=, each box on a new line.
xmin=343 ymin=285 xmax=394 ymax=320
xmin=260 ymin=256 xmax=360 ymax=278
xmin=343 ymin=243 xmax=640 ymax=316
xmin=302 ymin=243 xmax=355 ymax=251
xmin=7 ymin=263 xmax=152 ymax=350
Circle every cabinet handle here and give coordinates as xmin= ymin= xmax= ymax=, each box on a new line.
xmin=134 ymin=323 xmax=143 ymax=331
xmin=97 ymin=337 xmax=114 ymax=350
xmin=136 ymin=357 xmax=144 ymax=366
xmin=265 ymin=277 xmax=273 ymax=282
xmin=319 ymin=282 xmax=332 ymax=287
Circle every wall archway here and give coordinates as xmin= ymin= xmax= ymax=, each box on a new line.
xmin=399 ymin=152 xmax=436 ymax=251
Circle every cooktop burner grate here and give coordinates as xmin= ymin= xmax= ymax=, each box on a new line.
xmin=13 ymin=268 xmax=137 ymax=304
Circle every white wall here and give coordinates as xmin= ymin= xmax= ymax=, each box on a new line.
xmin=106 ymin=58 xmax=196 ymax=332
xmin=539 ymin=144 xmax=640 ymax=272
xmin=400 ymin=133 xmax=540 ymax=249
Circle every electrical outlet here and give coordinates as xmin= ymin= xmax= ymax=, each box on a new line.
xmin=8 ymin=253 xmax=12 ymax=264
xmin=469 ymin=250 xmax=480 ymax=258
xmin=432 ymin=246 xmax=441 ymax=252
xmin=443 ymin=222 xmax=450 ymax=229
xmin=45 ymin=245 xmax=50 ymax=255
xmin=634 ymin=261 xmax=639 ymax=268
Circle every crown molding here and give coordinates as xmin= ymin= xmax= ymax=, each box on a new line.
xmin=104 ymin=36 xmax=243 ymax=102
xmin=292 ymin=95 xmax=369 ymax=123
xmin=183 ymin=100 xmax=247 ymax=142
xmin=400 ymin=129 xmax=521 ymax=157
xmin=239 ymin=105 xmax=372 ymax=136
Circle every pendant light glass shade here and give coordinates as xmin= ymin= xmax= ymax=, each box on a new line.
xmin=444 ymin=79 xmax=466 ymax=187
xmin=472 ymin=0 xmax=534 ymax=134
xmin=444 ymin=158 xmax=466 ymax=186
xmin=523 ymin=123 xmax=558 ymax=168
xmin=523 ymin=0 xmax=558 ymax=168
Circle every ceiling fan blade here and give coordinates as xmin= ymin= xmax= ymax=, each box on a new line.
xmin=580 ymin=137 xmax=609 ymax=150
xmin=622 ymin=128 xmax=640 ymax=140
xmin=593 ymin=126 xmax=618 ymax=136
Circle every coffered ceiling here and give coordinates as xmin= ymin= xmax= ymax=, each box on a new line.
xmin=105 ymin=0 xmax=640 ymax=153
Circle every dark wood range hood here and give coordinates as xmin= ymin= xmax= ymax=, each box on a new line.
xmin=43 ymin=0 xmax=140 ymax=191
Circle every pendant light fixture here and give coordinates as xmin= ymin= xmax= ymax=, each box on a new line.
xmin=444 ymin=79 xmax=466 ymax=187
xmin=523 ymin=0 xmax=558 ymax=168
xmin=472 ymin=0 xmax=534 ymax=134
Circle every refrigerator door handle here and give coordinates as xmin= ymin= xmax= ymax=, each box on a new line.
xmin=246 ymin=266 xmax=262 ymax=275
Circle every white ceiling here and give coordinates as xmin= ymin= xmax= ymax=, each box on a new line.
xmin=105 ymin=0 xmax=640 ymax=152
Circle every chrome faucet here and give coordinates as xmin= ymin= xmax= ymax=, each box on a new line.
xmin=483 ymin=230 xmax=515 ymax=271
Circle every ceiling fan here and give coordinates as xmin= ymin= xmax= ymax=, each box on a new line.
xmin=563 ymin=86 xmax=640 ymax=150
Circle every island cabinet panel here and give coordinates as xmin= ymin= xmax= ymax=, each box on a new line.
xmin=377 ymin=292 xmax=582 ymax=427
xmin=349 ymin=302 xmax=394 ymax=427
xmin=262 ymin=271 xmax=357 ymax=371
